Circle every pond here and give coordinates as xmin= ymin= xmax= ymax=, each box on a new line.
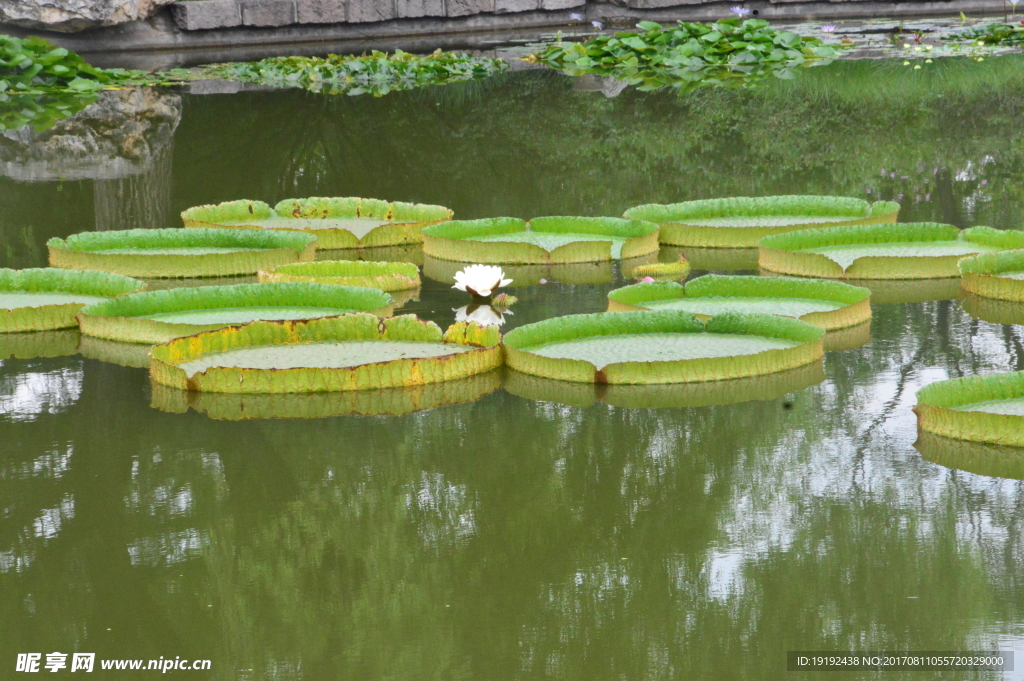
xmin=3 ymin=57 xmax=1024 ymax=679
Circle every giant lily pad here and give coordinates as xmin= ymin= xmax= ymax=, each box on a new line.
xmin=149 ymin=314 xmax=502 ymax=394
xmin=503 ymin=360 xmax=825 ymax=408
xmin=422 ymin=217 xmax=660 ymax=264
xmin=48 ymin=228 xmax=316 ymax=278
xmin=77 ymin=283 xmax=393 ymax=344
xmin=759 ymin=224 xmax=1024 ymax=280
xmin=959 ymin=248 xmax=1024 ymax=301
xmin=502 ymin=310 xmax=824 ymax=384
xmin=0 ymin=329 xmax=80 ymax=359
xmin=258 ymin=260 xmax=420 ymax=291
xmin=915 ymin=431 xmax=1024 ymax=481
xmin=0 ymin=268 xmax=145 ymax=332
xmin=624 ymin=196 xmax=900 ymax=248
xmin=607 ymin=275 xmax=870 ymax=330
xmin=181 ymin=197 xmax=453 ymax=250
xmin=151 ymin=369 xmax=502 ymax=419
xmin=914 ymin=371 xmax=1024 ymax=447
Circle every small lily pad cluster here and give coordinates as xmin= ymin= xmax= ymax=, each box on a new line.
xmin=529 ymin=19 xmax=840 ymax=93
xmin=204 ymin=49 xmax=508 ymax=96
xmin=945 ymin=22 xmax=1024 ymax=46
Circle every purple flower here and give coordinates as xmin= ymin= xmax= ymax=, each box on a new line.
xmin=591 ymin=20 xmax=603 ymax=29
xmin=865 ymin=187 xmax=872 ymax=194
xmin=881 ymin=169 xmax=887 ymax=175
xmin=730 ymin=6 xmax=752 ymax=16
xmin=640 ymin=276 xmax=656 ymax=283
xmin=821 ymin=25 xmax=837 ymax=33
xmin=925 ymin=193 xmax=931 ymax=201
xmin=981 ymin=179 xmax=988 ymax=185
xmin=570 ymin=12 xmax=582 ymax=21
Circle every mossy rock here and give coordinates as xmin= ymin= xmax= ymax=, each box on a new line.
xmin=258 ymin=260 xmax=420 ymax=291
xmin=0 ymin=268 xmax=145 ymax=332
xmin=625 ymin=196 xmax=900 ymax=248
xmin=77 ymin=282 xmax=393 ymax=344
xmin=48 ymin=228 xmax=316 ymax=278
xmin=502 ymin=309 xmax=824 ymax=385
xmin=422 ymin=216 xmax=660 ymax=264
xmin=759 ymin=224 xmax=1024 ymax=280
xmin=607 ymin=275 xmax=871 ymax=331
xmin=915 ymin=371 xmax=1024 ymax=446
xmin=149 ymin=314 xmax=503 ymax=394
xmin=959 ymin=248 xmax=1024 ymax=301
xmin=150 ymin=369 xmax=502 ymax=419
xmin=181 ymin=197 xmax=453 ymax=250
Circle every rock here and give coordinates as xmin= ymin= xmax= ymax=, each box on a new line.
xmin=295 ymin=0 xmax=345 ymax=25
xmin=346 ymin=0 xmax=394 ymax=22
xmin=0 ymin=0 xmax=176 ymax=32
xmin=446 ymin=0 xmax=495 ymax=16
xmin=170 ymin=0 xmax=241 ymax=30
xmin=396 ymin=0 xmax=445 ymax=18
xmin=495 ymin=0 xmax=540 ymax=11
xmin=0 ymin=88 xmax=182 ymax=182
xmin=240 ymin=0 xmax=296 ymax=26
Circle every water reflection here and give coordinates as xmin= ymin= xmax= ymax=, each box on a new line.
xmin=453 ymin=304 xmax=508 ymax=328
xmin=916 ymin=431 xmax=1024 ymax=480
xmin=962 ymin=293 xmax=1024 ymax=326
xmin=0 ymin=330 xmax=80 ymax=360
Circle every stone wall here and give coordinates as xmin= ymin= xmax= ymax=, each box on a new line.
xmin=170 ymin=0 xmax=583 ymax=31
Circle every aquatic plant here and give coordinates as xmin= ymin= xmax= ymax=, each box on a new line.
xmin=759 ymin=224 xmax=1024 ymax=279
xmin=607 ymin=275 xmax=871 ymax=330
xmin=627 ymin=257 xmax=690 ymax=281
xmin=149 ymin=313 xmax=503 ymax=393
xmin=422 ymin=216 xmax=660 ymax=264
xmin=0 ymin=91 xmax=96 ymax=132
xmin=77 ymin=282 xmax=392 ymax=344
xmin=504 ymin=360 xmax=825 ymax=408
xmin=624 ymin=195 xmax=900 ymax=248
xmin=203 ymin=49 xmax=507 ymax=97
xmin=48 ymin=228 xmax=316 ymax=278
xmin=503 ymin=309 xmax=824 ymax=384
xmin=958 ymin=249 xmax=1024 ymax=301
xmin=528 ymin=19 xmax=840 ymax=93
xmin=915 ymin=371 xmax=1024 ymax=447
xmin=945 ymin=22 xmax=1024 ymax=45
xmin=151 ymin=369 xmax=502 ymax=419
xmin=0 ymin=268 xmax=145 ymax=332
xmin=452 ymin=264 xmax=512 ymax=298
xmin=259 ymin=260 xmax=420 ymax=292
xmin=182 ymin=197 xmax=452 ymax=250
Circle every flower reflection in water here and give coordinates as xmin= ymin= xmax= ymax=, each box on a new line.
xmin=453 ymin=304 xmax=510 ymax=328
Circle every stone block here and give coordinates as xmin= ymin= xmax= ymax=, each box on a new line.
xmin=396 ymin=0 xmax=443 ymax=17
xmin=495 ymin=0 xmax=538 ymax=11
xmin=240 ymin=0 xmax=295 ymax=25
xmin=346 ymin=0 xmax=395 ymax=21
xmin=446 ymin=0 xmax=494 ymax=16
xmin=295 ymin=0 xmax=345 ymax=23
xmin=170 ymin=0 xmax=241 ymax=30
xmin=540 ymin=0 xmax=583 ymax=8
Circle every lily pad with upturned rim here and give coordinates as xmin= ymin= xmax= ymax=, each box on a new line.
xmin=624 ymin=196 xmax=900 ymax=248
xmin=915 ymin=371 xmax=1024 ymax=447
xmin=48 ymin=228 xmax=316 ymax=278
xmin=959 ymin=248 xmax=1024 ymax=301
xmin=0 ymin=268 xmax=145 ymax=332
xmin=181 ymin=197 xmax=453 ymax=250
xmin=502 ymin=309 xmax=824 ymax=385
xmin=422 ymin=217 xmax=660 ymax=264
xmin=607 ymin=275 xmax=871 ymax=331
xmin=759 ymin=224 xmax=1024 ymax=280
xmin=149 ymin=314 xmax=502 ymax=394
xmin=150 ymin=369 xmax=502 ymax=419
xmin=77 ymin=282 xmax=393 ymax=344
xmin=258 ymin=260 xmax=420 ymax=291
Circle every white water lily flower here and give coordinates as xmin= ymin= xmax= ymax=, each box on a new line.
xmin=452 ymin=264 xmax=512 ymax=297
xmin=453 ymin=304 xmax=510 ymax=327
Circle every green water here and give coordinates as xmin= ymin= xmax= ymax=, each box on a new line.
xmin=89 ymin=247 xmax=267 ymax=255
xmin=801 ymin=241 xmax=998 ymax=269
xmin=223 ymin=218 xmax=391 ymax=236
xmin=467 ymin=232 xmax=628 ymax=258
xmin=956 ymin=397 xmax=1024 ymax=416
xmin=643 ymin=295 xmax=844 ymax=317
xmin=522 ymin=332 xmax=799 ymax=369
xmin=6 ymin=59 xmax=1024 ymax=679
xmin=140 ymin=305 xmax=359 ymax=325
xmin=0 ymin=291 xmax=108 ymax=309
xmin=177 ymin=340 xmax=475 ymax=376
xmin=684 ymin=214 xmax=864 ymax=227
